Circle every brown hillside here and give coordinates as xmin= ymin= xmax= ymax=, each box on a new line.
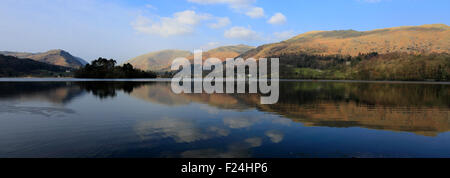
xmin=240 ymin=24 xmax=450 ymax=59
xmin=126 ymin=50 xmax=192 ymax=71
xmin=187 ymin=44 xmax=254 ymax=62
xmin=0 ymin=49 xmax=87 ymax=68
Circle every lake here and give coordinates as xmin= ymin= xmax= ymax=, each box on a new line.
xmin=0 ymin=79 xmax=449 ymax=158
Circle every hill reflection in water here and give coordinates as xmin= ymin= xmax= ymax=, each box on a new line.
xmin=128 ymin=82 xmax=450 ymax=136
xmin=0 ymin=81 xmax=449 ymax=158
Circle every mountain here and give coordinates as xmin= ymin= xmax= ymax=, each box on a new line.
xmin=126 ymin=50 xmax=192 ymax=71
xmin=187 ymin=44 xmax=255 ymax=62
xmin=127 ymin=45 xmax=254 ymax=72
xmin=236 ymin=24 xmax=450 ymax=81
xmin=240 ymin=24 xmax=449 ymax=59
xmin=0 ymin=49 xmax=87 ymax=68
xmin=0 ymin=54 xmax=72 ymax=77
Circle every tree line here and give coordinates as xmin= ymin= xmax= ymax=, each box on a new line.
xmin=275 ymin=52 xmax=449 ymax=81
xmin=74 ymin=58 xmax=157 ymax=78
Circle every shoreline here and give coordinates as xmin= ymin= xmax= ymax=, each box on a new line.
xmin=0 ymin=77 xmax=449 ymax=84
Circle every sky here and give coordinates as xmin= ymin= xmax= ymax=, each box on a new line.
xmin=0 ymin=0 xmax=449 ymax=63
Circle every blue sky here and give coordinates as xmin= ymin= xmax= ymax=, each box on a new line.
xmin=0 ymin=0 xmax=448 ymax=63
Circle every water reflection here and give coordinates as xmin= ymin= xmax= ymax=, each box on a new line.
xmin=0 ymin=81 xmax=449 ymax=158
xmin=135 ymin=117 xmax=230 ymax=143
xmin=1 ymin=81 xmax=449 ymax=135
xmin=128 ymin=82 xmax=450 ymax=136
xmin=0 ymin=104 xmax=76 ymax=117
xmin=78 ymin=82 xmax=146 ymax=99
xmin=0 ymin=82 xmax=84 ymax=104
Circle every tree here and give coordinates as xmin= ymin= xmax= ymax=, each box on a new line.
xmin=74 ymin=58 xmax=157 ymax=79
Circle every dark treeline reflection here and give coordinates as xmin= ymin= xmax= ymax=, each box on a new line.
xmin=1 ymin=81 xmax=448 ymax=107
xmin=0 ymin=82 xmax=85 ymax=104
xmin=277 ymin=82 xmax=450 ymax=107
xmin=77 ymin=82 xmax=148 ymax=99
xmin=0 ymin=82 xmax=151 ymax=102
xmin=263 ymin=82 xmax=450 ymax=136
xmin=0 ymin=81 xmax=449 ymax=136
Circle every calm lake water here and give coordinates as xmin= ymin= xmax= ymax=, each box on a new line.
xmin=0 ymin=80 xmax=449 ymax=158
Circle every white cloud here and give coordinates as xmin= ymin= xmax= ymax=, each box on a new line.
xmin=200 ymin=42 xmax=221 ymax=50
xmin=268 ymin=13 xmax=287 ymax=25
xmin=245 ymin=137 xmax=263 ymax=147
xmin=145 ymin=4 xmax=157 ymax=10
xmin=245 ymin=7 xmax=264 ymax=18
xmin=131 ymin=10 xmax=211 ymax=37
xmin=188 ymin=0 xmax=264 ymax=18
xmin=273 ymin=30 xmax=294 ymax=41
xmin=175 ymin=10 xmax=211 ymax=25
xmin=265 ymin=130 xmax=284 ymax=143
xmin=135 ymin=117 xmax=229 ymax=143
xmin=208 ymin=17 xmax=231 ymax=29
xmin=224 ymin=26 xmax=261 ymax=41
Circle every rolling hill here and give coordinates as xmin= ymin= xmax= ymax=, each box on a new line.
xmin=187 ymin=44 xmax=255 ymax=62
xmin=240 ymin=24 xmax=449 ymax=59
xmin=127 ymin=45 xmax=254 ymax=72
xmin=236 ymin=24 xmax=450 ymax=81
xmin=0 ymin=49 xmax=87 ymax=68
xmin=0 ymin=54 xmax=72 ymax=77
xmin=126 ymin=50 xmax=193 ymax=72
